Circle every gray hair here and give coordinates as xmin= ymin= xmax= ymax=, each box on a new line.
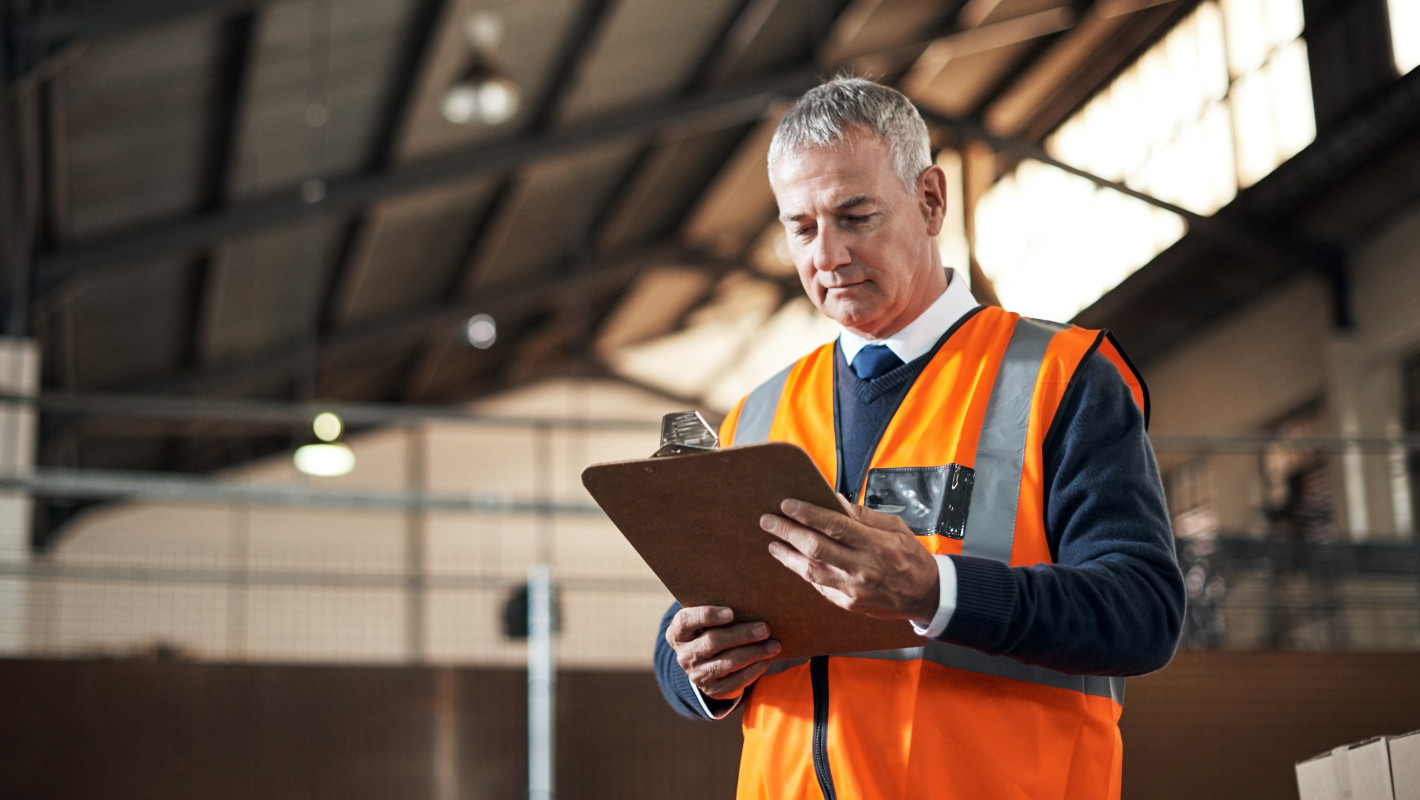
xmin=768 ymin=76 xmax=932 ymax=194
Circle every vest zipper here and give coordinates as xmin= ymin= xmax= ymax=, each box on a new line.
xmin=810 ymin=655 xmax=837 ymax=800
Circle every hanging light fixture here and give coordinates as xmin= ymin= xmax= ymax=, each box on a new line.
xmin=294 ymin=411 xmax=356 ymax=477
xmin=465 ymin=312 xmax=498 ymax=349
xmin=442 ymin=11 xmax=520 ymax=126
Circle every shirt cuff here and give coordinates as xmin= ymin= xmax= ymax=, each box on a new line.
xmin=910 ymin=554 xmax=958 ymax=639
xmin=693 ymin=683 xmax=742 ymax=720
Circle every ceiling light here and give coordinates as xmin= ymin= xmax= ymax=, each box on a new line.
xmin=294 ymin=411 xmax=355 ymax=477
xmin=442 ymin=12 xmax=519 ymax=126
xmin=294 ymin=443 xmax=355 ymax=477
xmin=466 ymin=313 xmax=498 ymax=349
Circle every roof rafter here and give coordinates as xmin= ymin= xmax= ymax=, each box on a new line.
xmin=391 ymin=0 xmax=625 ymax=401
xmin=11 ymin=0 xmax=266 ymax=51
xmin=316 ymin=0 xmax=452 ymax=340
xmin=32 ymin=69 xmax=816 ymax=300
xmin=124 ymin=243 xmax=726 ymax=398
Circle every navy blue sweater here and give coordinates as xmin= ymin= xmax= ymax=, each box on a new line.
xmin=655 ymin=337 xmax=1185 ymax=719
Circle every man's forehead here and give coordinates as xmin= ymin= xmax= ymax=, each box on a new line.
xmin=771 ymin=132 xmax=894 ymax=193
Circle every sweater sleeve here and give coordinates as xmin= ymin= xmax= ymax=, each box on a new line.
xmin=940 ymin=351 xmax=1186 ymax=676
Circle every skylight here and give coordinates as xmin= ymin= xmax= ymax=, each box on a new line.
xmin=1390 ymin=0 xmax=1420 ymax=75
xmin=974 ymin=0 xmax=1315 ymax=322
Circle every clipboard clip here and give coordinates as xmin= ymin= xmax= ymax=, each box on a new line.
xmin=652 ymin=411 xmax=719 ymax=457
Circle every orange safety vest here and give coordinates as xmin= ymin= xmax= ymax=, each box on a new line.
xmin=718 ymin=306 xmax=1149 ymax=800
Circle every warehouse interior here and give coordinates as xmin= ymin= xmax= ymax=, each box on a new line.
xmin=2 ymin=0 xmax=1419 ymax=797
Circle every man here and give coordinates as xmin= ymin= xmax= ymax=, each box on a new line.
xmin=654 ymin=76 xmax=1185 ymax=799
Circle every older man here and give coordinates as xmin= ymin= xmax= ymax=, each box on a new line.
xmin=654 ymin=76 xmax=1184 ymax=800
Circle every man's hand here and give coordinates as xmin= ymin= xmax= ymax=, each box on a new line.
xmin=665 ymin=605 xmax=781 ymax=700
xmin=762 ymin=498 xmax=939 ymax=624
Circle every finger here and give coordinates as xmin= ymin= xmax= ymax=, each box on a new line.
xmin=685 ymin=638 xmax=778 ymax=695
xmin=697 ymin=657 xmax=774 ymax=700
xmin=778 ymin=498 xmax=866 ymax=544
xmin=666 ymin=605 xmax=734 ymax=646
xmin=688 ymin=637 xmax=780 ymax=698
xmin=680 ymin=620 xmax=773 ymax=665
xmin=672 ymin=619 xmax=775 ymax=681
xmin=760 ymin=511 xmax=848 ymax=564
xmin=686 ymin=632 xmax=779 ymax=679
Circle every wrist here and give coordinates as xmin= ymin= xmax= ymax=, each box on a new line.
xmin=909 ymin=569 xmax=941 ymax=625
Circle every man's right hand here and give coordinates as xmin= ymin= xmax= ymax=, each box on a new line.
xmin=665 ymin=605 xmax=781 ymax=700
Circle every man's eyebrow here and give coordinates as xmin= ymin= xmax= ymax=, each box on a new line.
xmin=779 ymin=195 xmax=875 ymax=223
xmin=835 ymin=195 xmax=871 ymax=211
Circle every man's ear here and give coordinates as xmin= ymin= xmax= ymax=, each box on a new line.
xmin=918 ymin=164 xmax=948 ymax=237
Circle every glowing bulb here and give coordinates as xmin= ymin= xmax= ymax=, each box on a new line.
xmin=312 ymin=411 xmax=343 ymax=442
xmin=442 ymin=76 xmax=519 ymax=125
xmin=466 ymin=313 xmax=497 ymax=349
xmin=294 ymin=443 xmax=355 ymax=477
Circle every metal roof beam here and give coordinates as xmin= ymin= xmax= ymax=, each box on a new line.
xmin=390 ymin=0 xmax=626 ymax=397
xmin=32 ymin=70 xmax=816 ymax=299
xmin=11 ymin=0 xmax=266 ymax=51
xmin=317 ymin=0 xmax=450 ymax=334
xmin=122 ymin=243 xmax=727 ymax=398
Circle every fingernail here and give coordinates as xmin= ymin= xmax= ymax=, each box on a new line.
xmin=767 ymin=640 xmax=781 ymax=654
xmin=760 ymin=514 xmax=776 ymax=532
xmin=781 ymin=499 xmax=800 ymax=514
xmin=753 ymin=623 xmax=768 ymax=638
xmin=715 ymin=608 xmax=732 ymax=622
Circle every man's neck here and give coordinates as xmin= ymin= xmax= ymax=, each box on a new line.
xmin=839 ymin=268 xmax=978 ymax=366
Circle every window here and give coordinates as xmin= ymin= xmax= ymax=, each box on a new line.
xmin=1389 ymin=0 xmax=1420 ymax=75
xmin=974 ymin=0 xmax=1314 ymax=322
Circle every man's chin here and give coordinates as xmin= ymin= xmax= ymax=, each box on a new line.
xmin=822 ymin=302 xmax=884 ymax=333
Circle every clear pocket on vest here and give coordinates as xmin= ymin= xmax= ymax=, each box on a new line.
xmin=862 ymin=464 xmax=973 ymax=538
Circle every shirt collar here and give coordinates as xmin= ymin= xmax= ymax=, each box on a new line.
xmin=839 ymin=268 xmax=979 ymax=366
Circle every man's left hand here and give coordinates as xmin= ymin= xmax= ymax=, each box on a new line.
xmin=762 ymin=498 xmax=940 ymax=624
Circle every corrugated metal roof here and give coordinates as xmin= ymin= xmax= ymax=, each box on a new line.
xmin=5 ymin=0 xmax=1418 ymax=546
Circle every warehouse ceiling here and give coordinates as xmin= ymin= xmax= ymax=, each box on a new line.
xmin=3 ymin=0 xmax=1420 ymax=542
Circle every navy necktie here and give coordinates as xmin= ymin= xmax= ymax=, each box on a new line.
xmin=850 ymin=344 xmax=903 ymax=380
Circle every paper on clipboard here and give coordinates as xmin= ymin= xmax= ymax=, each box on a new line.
xmin=581 ymin=441 xmax=926 ymax=660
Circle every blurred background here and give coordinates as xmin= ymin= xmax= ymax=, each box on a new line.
xmin=1 ymin=0 xmax=1419 ymax=797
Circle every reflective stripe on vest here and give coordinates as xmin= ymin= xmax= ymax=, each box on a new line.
xmin=733 ymin=315 xmax=1123 ymax=704
xmin=961 ymin=317 xmax=1059 ymax=563
xmin=842 ymin=645 xmax=1125 ymax=704
xmin=735 ymin=362 xmax=792 ymax=447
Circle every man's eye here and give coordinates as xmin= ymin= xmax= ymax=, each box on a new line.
xmin=795 ymin=226 xmax=815 ymax=239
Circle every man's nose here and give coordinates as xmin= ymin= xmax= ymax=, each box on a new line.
xmin=812 ymin=228 xmax=850 ymax=272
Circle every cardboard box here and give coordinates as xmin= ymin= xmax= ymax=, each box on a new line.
xmin=1297 ymin=730 xmax=1420 ymax=800
xmin=1296 ymin=746 xmax=1348 ymax=800
xmin=1391 ymin=731 xmax=1420 ymax=800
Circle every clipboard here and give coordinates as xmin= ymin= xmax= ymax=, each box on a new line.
xmin=581 ymin=441 xmax=926 ymax=659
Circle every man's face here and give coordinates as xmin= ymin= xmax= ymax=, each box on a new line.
xmin=771 ymin=129 xmax=946 ymax=340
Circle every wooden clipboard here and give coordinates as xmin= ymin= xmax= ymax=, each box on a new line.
xmin=581 ymin=441 xmax=926 ymax=659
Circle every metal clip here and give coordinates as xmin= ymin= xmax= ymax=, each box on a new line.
xmin=652 ymin=411 xmax=719 ymax=457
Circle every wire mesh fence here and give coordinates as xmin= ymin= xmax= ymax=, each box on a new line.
xmin=1 ymin=398 xmax=1419 ymax=665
